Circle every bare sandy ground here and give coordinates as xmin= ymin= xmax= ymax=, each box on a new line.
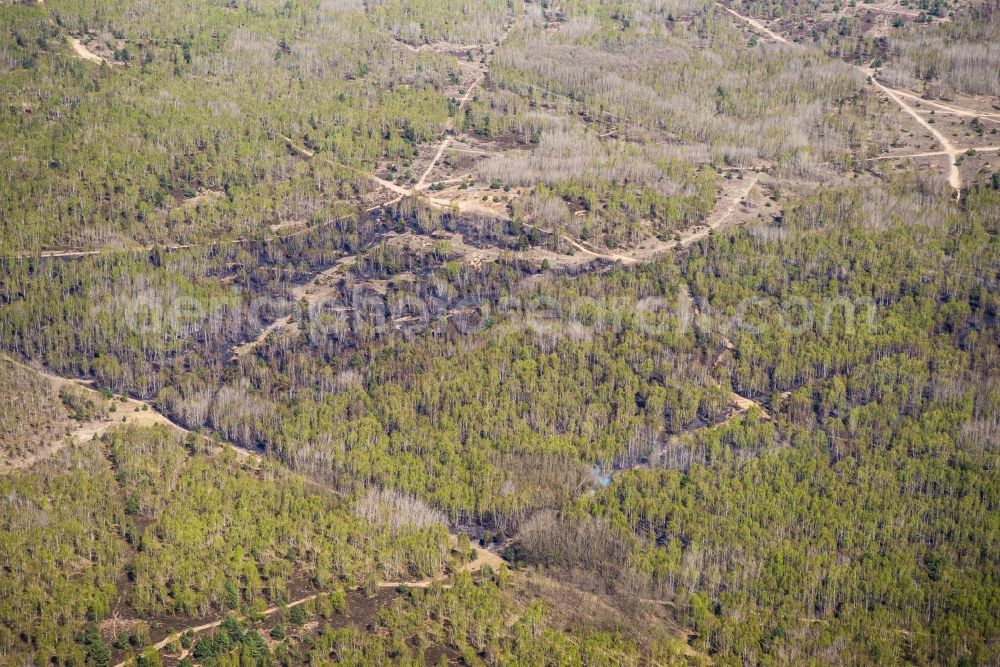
xmin=718 ymin=3 xmax=996 ymax=199
xmin=0 ymin=356 xmax=258 ymax=472
xmin=69 ymin=37 xmax=105 ymax=63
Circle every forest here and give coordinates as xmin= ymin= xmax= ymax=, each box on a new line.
xmin=1 ymin=0 xmax=999 ymax=664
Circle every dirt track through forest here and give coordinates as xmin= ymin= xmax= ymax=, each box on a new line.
xmin=717 ymin=3 xmax=976 ymax=199
xmin=0 ymin=356 xmax=259 ymax=472
xmin=0 ymin=360 xmax=504 ymax=667
xmin=111 ymin=542 xmax=505 ymax=667
xmin=717 ymin=4 xmax=791 ymax=44
xmin=868 ymin=146 xmax=1000 ymax=161
xmin=888 ymin=89 xmax=1000 ymax=120
xmin=427 ymin=174 xmax=761 ymax=268
xmin=867 ymin=73 xmax=963 ymax=195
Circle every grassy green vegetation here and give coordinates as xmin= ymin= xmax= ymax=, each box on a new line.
xmin=0 ymin=0 xmax=453 ymax=252
xmin=515 ymin=177 xmax=1000 ymax=664
xmin=0 ymin=440 xmax=127 ymax=663
xmin=247 ymin=572 xmax=698 ymax=665
xmin=0 ymin=425 xmax=450 ymax=665
xmin=2 ymin=0 xmax=999 ymax=664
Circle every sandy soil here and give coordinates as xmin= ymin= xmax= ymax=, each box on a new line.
xmin=111 ymin=593 xmax=322 ymax=667
xmin=14 ymin=238 xmax=251 ymax=260
xmin=890 ymin=90 xmax=1000 ymax=120
xmin=718 ymin=3 xmax=990 ymax=199
xmin=180 ymin=188 xmax=223 ymax=208
xmin=865 ymin=89 xmax=1000 ymax=188
xmin=869 ymin=146 xmax=1000 ymax=162
xmin=231 ymin=253 xmax=359 ymax=358
xmin=379 ymin=542 xmax=505 ymax=589
xmin=866 ymin=72 xmax=963 ymax=194
xmin=69 ymin=37 xmax=106 ymax=64
xmin=268 ymin=219 xmax=307 ymax=233
xmin=0 ymin=358 xmax=177 ymax=472
xmin=415 ymin=173 xmax=762 ymax=271
xmin=717 ymin=4 xmax=791 ymax=45
xmin=0 ymin=357 xmax=259 ymax=472
xmin=392 ymin=38 xmax=490 ymax=56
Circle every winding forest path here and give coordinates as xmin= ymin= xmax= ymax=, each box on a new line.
xmin=430 ymin=174 xmax=760 ymax=267
xmin=888 ymin=89 xmax=1000 ymax=121
xmin=866 ymin=72 xmax=963 ymax=195
xmin=717 ymin=3 xmax=971 ymax=199
xmin=671 ymin=175 xmax=759 ymax=249
xmin=868 ymin=146 xmax=1000 ymax=161
xmin=111 ymin=542 xmax=504 ymax=667
xmin=717 ymin=4 xmax=790 ymax=44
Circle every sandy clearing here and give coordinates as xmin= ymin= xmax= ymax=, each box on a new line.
xmin=730 ymin=391 xmax=770 ymax=420
xmin=866 ymin=73 xmax=963 ymax=196
xmin=0 ymin=357 xmax=259 ymax=472
xmin=889 ymin=89 xmax=1000 ymax=120
xmin=69 ymin=37 xmax=106 ymax=64
xmin=0 ymin=357 xmax=177 ymax=472
xmin=718 ymin=4 xmax=968 ymax=198
xmin=410 ymin=23 xmax=501 ymax=187
xmin=717 ymin=4 xmax=791 ymax=44
xmin=379 ymin=543 xmax=505 ymax=589
xmin=416 ymin=138 xmax=452 ymax=189
xmin=868 ymin=146 xmax=1000 ymax=160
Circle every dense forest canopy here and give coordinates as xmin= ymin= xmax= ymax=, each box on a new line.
xmin=1 ymin=0 xmax=998 ymax=664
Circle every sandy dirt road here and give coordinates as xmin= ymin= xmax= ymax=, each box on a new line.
xmin=111 ymin=542 xmax=504 ymax=667
xmin=717 ymin=3 xmax=968 ymax=198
